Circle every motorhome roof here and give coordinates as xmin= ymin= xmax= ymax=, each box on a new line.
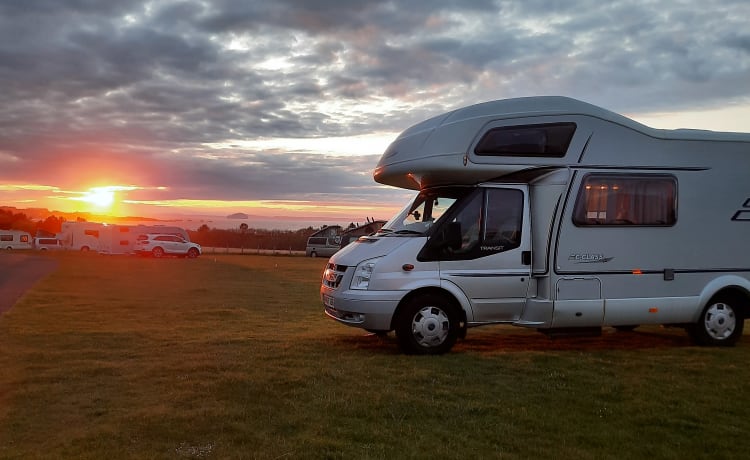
xmin=374 ymin=96 xmax=750 ymax=190
xmin=395 ymin=96 xmax=749 ymax=142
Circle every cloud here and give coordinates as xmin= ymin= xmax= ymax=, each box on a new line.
xmin=0 ymin=0 xmax=749 ymax=219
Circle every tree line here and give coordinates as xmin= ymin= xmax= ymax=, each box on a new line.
xmin=188 ymin=224 xmax=317 ymax=251
xmin=0 ymin=208 xmax=64 ymax=236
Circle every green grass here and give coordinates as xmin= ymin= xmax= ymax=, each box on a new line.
xmin=1 ymin=252 xmax=749 ymax=459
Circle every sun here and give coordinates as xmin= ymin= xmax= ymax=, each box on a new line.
xmin=81 ymin=187 xmax=116 ymax=208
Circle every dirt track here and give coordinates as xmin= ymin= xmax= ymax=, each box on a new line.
xmin=0 ymin=253 xmax=59 ymax=315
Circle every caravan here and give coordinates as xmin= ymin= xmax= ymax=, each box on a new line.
xmin=320 ymin=96 xmax=750 ymax=354
xmin=0 ymin=230 xmax=32 ymax=250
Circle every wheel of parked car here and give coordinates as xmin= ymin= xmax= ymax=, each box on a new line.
xmin=310 ymin=250 xmax=317 ymax=258
xmin=187 ymin=248 xmax=199 ymax=258
xmin=689 ymin=295 xmax=744 ymax=346
xmin=395 ymin=293 xmax=461 ymax=355
xmin=152 ymin=247 xmax=165 ymax=258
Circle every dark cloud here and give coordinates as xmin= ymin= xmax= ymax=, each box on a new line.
xmin=1 ymin=0 xmax=749 ymax=217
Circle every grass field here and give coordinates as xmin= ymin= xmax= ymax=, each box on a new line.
xmin=1 ymin=252 xmax=749 ymax=459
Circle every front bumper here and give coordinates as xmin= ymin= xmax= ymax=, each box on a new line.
xmin=321 ymin=286 xmax=404 ymax=331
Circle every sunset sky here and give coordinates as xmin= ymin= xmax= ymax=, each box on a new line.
xmin=1 ymin=0 xmax=749 ymax=229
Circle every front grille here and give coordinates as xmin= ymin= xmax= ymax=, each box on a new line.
xmin=323 ymin=263 xmax=347 ymax=289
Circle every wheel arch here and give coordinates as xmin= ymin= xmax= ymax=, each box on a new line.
xmin=697 ymin=276 xmax=750 ymax=321
xmin=390 ymin=286 xmax=467 ymax=331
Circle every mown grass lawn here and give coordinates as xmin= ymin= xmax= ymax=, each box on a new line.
xmin=1 ymin=252 xmax=749 ymax=459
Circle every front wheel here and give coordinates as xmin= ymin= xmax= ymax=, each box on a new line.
xmin=187 ymin=248 xmax=199 ymax=258
xmin=395 ymin=293 xmax=461 ymax=355
xmin=689 ymin=296 xmax=744 ymax=346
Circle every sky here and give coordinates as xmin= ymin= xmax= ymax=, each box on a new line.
xmin=1 ymin=0 xmax=749 ymax=229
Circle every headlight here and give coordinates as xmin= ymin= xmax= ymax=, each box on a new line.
xmin=351 ymin=259 xmax=377 ymax=290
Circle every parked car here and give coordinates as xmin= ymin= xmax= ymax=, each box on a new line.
xmin=135 ymin=234 xmax=201 ymax=258
xmin=33 ymin=237 xmax=64 ymax=251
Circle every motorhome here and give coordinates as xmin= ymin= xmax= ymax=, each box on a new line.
xmin=0 ymin=230 xmax=32 ymax=250
xmin=320 ymin=96 xmax=750 ymax=354
xmin=59 ymin=221 xmax=104 ymax=251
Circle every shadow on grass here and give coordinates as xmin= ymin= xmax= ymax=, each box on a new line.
xmin=326 ymin=325 xmax=720 ymax=355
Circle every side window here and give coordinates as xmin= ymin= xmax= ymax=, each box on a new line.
xmin=482 ymin=189 xmax=523 ymax=251
xmin=573 ymin=174 xmax=677 ymax=226
xmin=475 ymin=123 xmax=576 ymax=157
xmin=451 ymin=192 xmax=483 ymax=255
xmin=442 ymin=188 xmax=524 ymax=260
xmin=1 ymin=235 xmax=11 ymax=242
xmin=20 ymin=235 xmax=29 ymax=243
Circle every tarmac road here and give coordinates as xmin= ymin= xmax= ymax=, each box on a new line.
xmin=0 ymin=253 xmax=59 ymax=315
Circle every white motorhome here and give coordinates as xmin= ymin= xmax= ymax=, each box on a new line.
xmin=0 ymin=230 xmax=32 ymax=250
xmin=320 ymin=96 xmax=750 ymax=354
xmin=59 ymin=221 xmax=104 ymax=251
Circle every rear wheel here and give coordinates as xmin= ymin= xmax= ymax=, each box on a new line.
xmin=310 ymin=250 xmax=317 ymax=258
xmin=689 ymin=296 xmax=744 ymax=346
xmin=395 ymin=293 xmax=460 ymax=355
xmin=152 ymin=247 xmax=164 ymax=258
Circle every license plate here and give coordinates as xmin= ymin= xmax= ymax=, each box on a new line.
xmin=323 ymin=295 xmax=335 ymax=308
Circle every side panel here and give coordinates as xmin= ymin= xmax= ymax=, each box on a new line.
xmin=551 ymin=156 xmax=750 ymax=326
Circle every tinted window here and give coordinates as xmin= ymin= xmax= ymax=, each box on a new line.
xmin=475 ymin=123 xmax=576 ymax=157
xmin=436 ymin=188 xmax=524 ymax=260
xmin=573 ymin=174 xmax=676 ymax=226
xmin=1 ymin=235 xmax=11 ymax=241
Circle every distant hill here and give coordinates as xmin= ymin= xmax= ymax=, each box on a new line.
xmin=227 ymin=213 xmax=249 ymax=219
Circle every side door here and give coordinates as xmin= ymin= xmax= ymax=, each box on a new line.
xmin=437 ymin=186 xmax=532 ymax=322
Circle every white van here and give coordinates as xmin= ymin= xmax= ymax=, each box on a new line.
xmin=306 ymin=226 xmax=343 ymax=257
xmin=34 ymin=237 xmax=64 ymax=251
xmin=320 ymin=96 xmax=750 ymax=354
xmin=0 ymin=230 xmax=32 ymax=250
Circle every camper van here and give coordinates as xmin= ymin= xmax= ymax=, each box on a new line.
xmin=306 ymin=226 xmax=343 ymax=258
xmin=0 ymin=230 xmax=32 ymax=250
xmin=320 ymin=96 xmax=750 ymax=354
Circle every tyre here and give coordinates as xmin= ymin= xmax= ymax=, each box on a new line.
xmin=81 ymin=246 xmax=90 ymax=252
xmin=395 ymin=293 xmax=461 ymax=355
xmin=152 ymin=247 xmax=165 ymax=258
xmin=187 ymin=248 xmax=199 ymax=259
xmin=310 ymin=251 xmax=317 ymax=258
xmin=689 ymin=296 xmax=744 ymax=346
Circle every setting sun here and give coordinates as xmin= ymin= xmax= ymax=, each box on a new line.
xmin=82 ymin=188 xmax=115 ymax=208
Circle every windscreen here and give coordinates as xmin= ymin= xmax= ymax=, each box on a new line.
xmin=378 ymin=188 xmax=469 ymax=235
